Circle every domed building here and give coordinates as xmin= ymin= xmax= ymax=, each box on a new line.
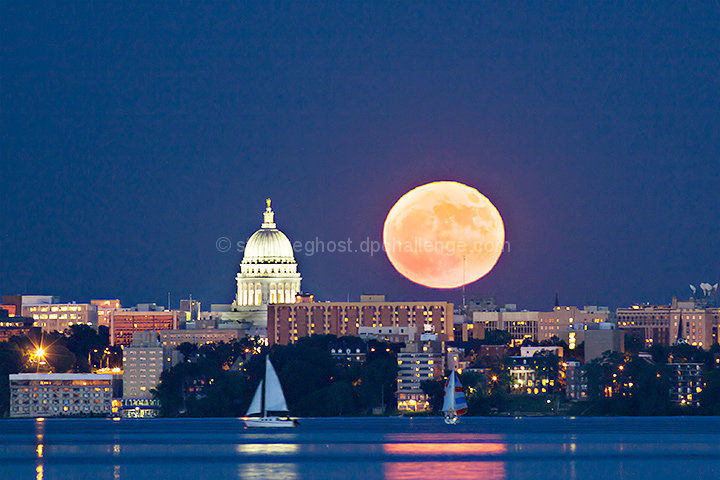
xmin=229 ymin=199 xmax=301 ymax=326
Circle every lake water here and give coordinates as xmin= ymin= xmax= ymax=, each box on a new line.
xmin=1 ymin=416 xmax=719 ymax=479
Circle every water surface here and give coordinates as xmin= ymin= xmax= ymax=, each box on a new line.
xmin=1 ymin=416 xmax=719 ymax=479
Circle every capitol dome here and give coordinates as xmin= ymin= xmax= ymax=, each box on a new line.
xmin=243 ymin=226 xmax=295 ymax=263
xmin=233 ymin=199 xmax=302 ymax=312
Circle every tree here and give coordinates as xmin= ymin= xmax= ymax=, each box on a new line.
xmin=624 ymin=335 xmax=644 ymax=355
xmin=482 ymin=329 xmax=511 ymax=346
xmin=421 ymin=379 xmax=445 ymax=412
xmin=176 ymin=342 xmax=198 ymax=361
xmin=648 ymin=344 xmax=669 ymax=364
xmin=0 ymin=341 xmax=23 ymax=416
xmin=700 ymin=370 xmax=720 ymax=415
xmin=65 ymin=324 xmax=104 ymax=372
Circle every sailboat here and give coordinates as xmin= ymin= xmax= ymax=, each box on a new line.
xmin=243 ymin=355 xmax=297 ymax=428
xmin=442 ymin=370 xmax=467 ymax=425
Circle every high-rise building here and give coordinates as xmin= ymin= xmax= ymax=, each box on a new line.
xmin=268 ymin=294 xmax=454 ymax=345
xmin=121 ymin=331 xmax=164 ymax=417
xmin=396 ymin=342 xmax=444 ymax=412
xmin=669 ymin=363 xmax=704 ymax=407
xmin=110 ymin=310 xmax=179 ymax=346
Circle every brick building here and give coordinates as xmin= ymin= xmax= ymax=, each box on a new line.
xmin=109 ymin=310 xmax=179 ymax=346
xmin=268 ymin=295 xmax=453 ymax=345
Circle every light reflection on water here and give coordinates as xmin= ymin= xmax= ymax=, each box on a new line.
xmin=236 ymin=443 xmax=299 ymax=455
xmin=237 ymin=463 xmax=298 ymax=480
xmin=384 ymin=461 xmax=506 ymax=480
xmin=383 ymin=442 xmax=507 ymax=456
xmin=35 ymin=418 xmax=44 ymax=480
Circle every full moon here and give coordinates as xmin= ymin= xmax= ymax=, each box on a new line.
xmin=383 ymin=181 xmax=505 ymax=289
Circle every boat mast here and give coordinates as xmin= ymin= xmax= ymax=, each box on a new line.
xmin=449 ymin=372 xmax=455 ymax=410
xmin=262 ymin=356 xmax=267 ymax=417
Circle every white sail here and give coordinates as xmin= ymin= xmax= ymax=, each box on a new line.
xmin=246 ymin=380 xmax=263 ymax=416
xmin=264 ymin=356 xmax=288 ymax=412
xmin=442 ymin=371 xmax=455 ymax=412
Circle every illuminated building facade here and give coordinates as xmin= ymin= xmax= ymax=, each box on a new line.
xmin=0 ymin=312 xmax=35 ymax=342
xmin=473 ymin=311 xmax=537 ymax=344
xmin=457 ymin=321 xmax=486 ymax=342
xmin=669 ymin=363 xmax=704 ymax=407
xmin=537 ymin=306 xmax=609 ymax=342
xmin=508 ymin=356 xmax=556 ymax=395
xmin=158 ymin=328 xmax=244 ymax=349
xmin=227 ymin=200 xmax=301 ymax=327
xmin=9 ymin=373 xmax=116 ymax=418
xmin=396 ymin=342 xmax=444 ymax=412
xmin=122 ymin=332 xmax=163 ymax=417
xmin=565 ymin=361 xmax=587 ymax=400
xmin=110 ymin=310 xmax=179 ymax=346
xmin=91 ymin=299 xmax=121 ymax=328
xmin=23 ymin=303 xmax=98 ymax=332
xmin=179 ymin=299 xmax=201 ymax=328
xmin=616 ymin=300 xmax=718 ymax=349
xmin=268 ymin=294 xmax=453 ymax=346
xmin=358 ymin=326 xmax=419 ymax=343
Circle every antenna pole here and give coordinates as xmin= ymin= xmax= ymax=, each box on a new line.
xmin=462 ymin=255 xmax=467 ymax=310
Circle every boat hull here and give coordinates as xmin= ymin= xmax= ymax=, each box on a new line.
xmin=243 ymin=417 xmax=297 ymax=428
xmin=443 ymin=412 xmax=459 ymax=425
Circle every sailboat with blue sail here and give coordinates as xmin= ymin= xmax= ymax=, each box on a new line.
xmin=442 ymin=370 xmax=467 ymax=424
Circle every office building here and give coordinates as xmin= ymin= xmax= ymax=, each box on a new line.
xmin=473 ymin=310 xmax=537 ymax=345
xmin=91 ymin=299 xmax=121 ymax=328
xmin=358 ymin=326 xmax=419 ymax=343
xmin=0 ymin=311 xmax=35 ymax=342
xmin=396 ymin=342 xmax=444 ymax=412
xmin=110 ymin=310 xmax=179 ymax=346
xmin=268 ymin=294 xmax=453 ymax=345
xmin=565 ymin=361 xmax=587 ymax=400
xmin=538 ymin=306 xmax=610 ymax=342
xmin=121 ymin=331 xmax=163 ymax=417
xmin=669 ymin=363 xmax=704 ymax=407
xmin=158 ymin=328 xmax=244 ymax=349
xmin=616 ymin=298 xmax=717 ymax=349
xmin=9 ymin=373 xmax=116 ymax=418
xmin=23 ymin=303 xmax=98 ymax=332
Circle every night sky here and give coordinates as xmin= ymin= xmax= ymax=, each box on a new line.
xmin=2 ymin=2 xmax=720 ymax=310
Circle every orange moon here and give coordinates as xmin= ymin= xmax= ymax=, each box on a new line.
xmin=383 ymin=181 xmax=505 ymax=289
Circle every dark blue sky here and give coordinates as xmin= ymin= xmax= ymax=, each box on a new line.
xmin=2 ymin=2 xmax=719 ymax=310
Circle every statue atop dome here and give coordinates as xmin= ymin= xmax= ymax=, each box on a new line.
xmin=262 ymin=198 xmax=276 ymax=228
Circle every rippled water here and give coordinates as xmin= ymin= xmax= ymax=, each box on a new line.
xmin=1 ymin=417 xmax=720 ymax=479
